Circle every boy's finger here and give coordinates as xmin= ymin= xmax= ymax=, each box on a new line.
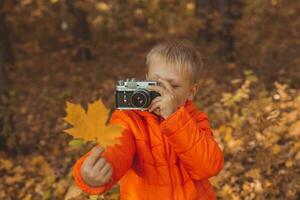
xmin=93 ymin=157 xmax=106 ymax=172
xmin=85 ymin=146 xmax=104 ymax=166
xmin=148 ymin=97 xmax=160 ymax=110
xmin=93 ymin=145 xmax=105 ymax=154
xmin=102 ymin=168 xmax=113 ymax=183
xmin=152 ymin=96 xmax=163 ymax=102
xmin=148 ymin=96 xmax=162 ymax=109
xmin=148 ymin=100 xmax=161 ymax=112
xmin=99 ymin=162 xmax=111 ymax=177
xmin=153 ymin=108 xmax=161 ymax=116
xmin=149 ymin=104 xmax=161 ymax=113
xmin=158 ymin=79 xmax=173 ymax=92
xmin=149 ymin=101 xmax=161 ymax=113
xmin=148 ymin=85 xmax=167 ymax=96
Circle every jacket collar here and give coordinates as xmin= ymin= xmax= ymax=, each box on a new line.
xmin=133 ymin=100 xmax=197 ymax=120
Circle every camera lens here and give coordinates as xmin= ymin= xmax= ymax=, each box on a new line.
xmin=131 ymin=89 xmax=151 ymax=108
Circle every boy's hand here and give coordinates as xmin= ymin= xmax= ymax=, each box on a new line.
xmin=80 ymin=146 xmax=113 ymax=187
xmin=147 ymin=78 xmax=181 ymax=119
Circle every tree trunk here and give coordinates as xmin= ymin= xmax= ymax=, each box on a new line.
xmin=0 ymin=2 xmax=14 ymax=65
xmin=221 ymin=0 xmax=243 ymax=61
xmin=0 ymin=0 xmax=10 ymax=103
xmin=0 ymin=39 xmax=8 ymax=151
xmin=0 ymin=0 xmax=15 ymax=152
xmin=195 ymin=0 xmax=214 ymax=43
xmin=0 ymin=46 xmax=8 ymax=94
xmin=65 ymin=0 xmax=92 ymax=61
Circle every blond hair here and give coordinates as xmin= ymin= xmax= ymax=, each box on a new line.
xmin=146 ymin=41 xmax=203 ymax=84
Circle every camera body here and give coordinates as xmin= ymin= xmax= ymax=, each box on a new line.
xmin=115 ymin=78 xmax=161 ymax=110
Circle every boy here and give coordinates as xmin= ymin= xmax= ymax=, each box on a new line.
xmin=72 ymin=41 xmax=224 ymax=199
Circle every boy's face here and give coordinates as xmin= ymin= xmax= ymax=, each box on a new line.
xmin=146 ymin=58 xmax=199 ymax=116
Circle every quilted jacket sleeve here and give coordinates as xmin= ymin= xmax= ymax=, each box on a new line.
xmin=72 ymin=110 xmax=136 ymax=195
xmin=159 ymin=105 xmax=224 ymax=180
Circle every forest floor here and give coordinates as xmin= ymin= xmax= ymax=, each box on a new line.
xmin=1 ymin=36 xmax=299 ymax=200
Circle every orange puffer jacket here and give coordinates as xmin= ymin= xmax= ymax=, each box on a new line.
xmin=72 ymin=100 xmax=224 ymax=200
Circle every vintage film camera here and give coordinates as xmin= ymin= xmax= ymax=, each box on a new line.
xmin=115 ymin=78 xmax=161 ymax=110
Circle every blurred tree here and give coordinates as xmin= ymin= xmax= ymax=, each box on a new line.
xmin=221 ymin=0 xmax=243 ymax=61
xmin=64 ymin=0 xmax=92 ymax=61
xmin=0 ymin=51 xmax=7 ymax=94
xmin=195 ymin=0 xmax=243 ymax=61
xmin=234 ymin=0 xmax=300 ymax=86
xmin=0 ymin=0 xmax=15 ymax=153
xmin=195 ymin=0 xmax=216 ymax=43
xmin=0 ymin=0 xmax=14 ymax=65
xmin=0 ymin=48 xmax=8 ymax=151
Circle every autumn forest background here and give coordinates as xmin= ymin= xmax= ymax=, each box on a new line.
xmin=0 ymin=0 xmax=299 ymax=199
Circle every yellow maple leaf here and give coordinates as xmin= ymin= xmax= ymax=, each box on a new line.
xmin=63 ymin=99 xmax=123 ymax=148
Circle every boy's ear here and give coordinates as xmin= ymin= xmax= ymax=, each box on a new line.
xmin=188 ymin=84 xmax=199 ymax=100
